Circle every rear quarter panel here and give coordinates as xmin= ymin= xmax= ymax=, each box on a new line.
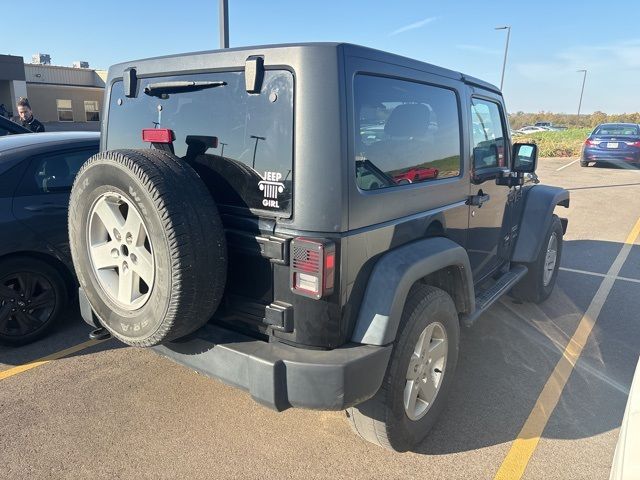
xmin=341 ymin=53 xmax=472 ymax=340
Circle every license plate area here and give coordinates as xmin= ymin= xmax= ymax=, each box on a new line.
xmin=607 ymin=142 xmax=619 ymax=148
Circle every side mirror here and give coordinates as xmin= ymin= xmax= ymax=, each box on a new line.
xmin=473 ymin=143 xmax=498 ymax=169
xmin=512 ymin=143 xmax=538 ymax=173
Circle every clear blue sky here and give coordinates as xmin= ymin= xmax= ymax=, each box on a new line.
xmin=4 ymin=0 xmax=640 ymax=113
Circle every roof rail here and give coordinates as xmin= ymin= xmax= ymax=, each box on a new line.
xmin=462 ymin=75 xmax=501 ymax=95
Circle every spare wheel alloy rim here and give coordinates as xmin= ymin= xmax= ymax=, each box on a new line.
xmin=87 ymin=192 xmax=155 ymax=311
xmin=404 ymin=321 xmax=448 ymax=421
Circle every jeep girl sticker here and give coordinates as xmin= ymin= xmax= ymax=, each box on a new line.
xmin=259 ymin=171 xmax=285 ymax=208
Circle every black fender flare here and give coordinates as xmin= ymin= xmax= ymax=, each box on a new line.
xmin=351 ymin=237 xmax=474 ymax=346
xmin=512 ymin=185 xmax=570 ymax=263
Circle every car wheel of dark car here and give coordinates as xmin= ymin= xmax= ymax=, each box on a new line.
xmin=580 ymin=160 xmax=589 ymax=167
xmin=69 ymin=149 xmax=227 ymax=347
xmin=0 ymin=257 xmax=67 ymax=345
xmin=346 ymin=285 xmax=459 ymax=451
xmin=512 ymin=214 xmax=563 ymax=303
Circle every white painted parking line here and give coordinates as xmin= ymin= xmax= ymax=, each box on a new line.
xmin=559 ymin=267 xmax=640 ymax=284
xmin=556 ymin=159 xmax=579 ymax=171
xmin=500 ymin=300 xmax=631 ymax=396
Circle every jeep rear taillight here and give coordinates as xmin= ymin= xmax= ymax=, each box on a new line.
xmin=290 ymin=238 xmax=335 ymax=299
xmin=142 ymin=128 xmax=175 ymax=143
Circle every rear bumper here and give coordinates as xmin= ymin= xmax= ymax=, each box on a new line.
xmin=582 ymin=148 xmax=640 ymax=163
xmin=78 ymin=288 xmax=392 ymax=411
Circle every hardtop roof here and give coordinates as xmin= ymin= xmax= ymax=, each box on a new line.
xmin=107 ymin=42 xmax=500 ymax=94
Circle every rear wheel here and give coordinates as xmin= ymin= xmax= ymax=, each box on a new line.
xmin=346 ymin=285 xmax=459 ymax=451
xmin=580 ymin=160 xmax=589 ymax=167
xmin=0 ymin=257 xmax=67 ymax=345
xmin=69 ymin=149 xmax=227 ymax=347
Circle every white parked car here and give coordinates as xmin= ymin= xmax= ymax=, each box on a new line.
xmin=517 ymin=126 xmax=549 ymax=134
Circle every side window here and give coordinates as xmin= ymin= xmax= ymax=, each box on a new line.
xmin=17 ymin=148 xmax=97 ymax=195
xmin=470 ymin=98 xmax=507 ymax=169
xmin=354 ymin=75 xmax=461 ymax=191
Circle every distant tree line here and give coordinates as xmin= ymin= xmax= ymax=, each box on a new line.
xmin=508 ymin=111 xmax=640 ymax=130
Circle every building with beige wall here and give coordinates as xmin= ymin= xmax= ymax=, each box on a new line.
xmin=0 ymin=54 xmax=105 ymax=131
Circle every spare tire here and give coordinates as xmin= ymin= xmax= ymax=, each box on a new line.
xmin=69 ymin=149 xmax=227 ymax=346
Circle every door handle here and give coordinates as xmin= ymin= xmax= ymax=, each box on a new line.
xmin=467 ymin=193 xmax=491 ymax=207
xmin=24 ymin=204 xmax=67 ymax=212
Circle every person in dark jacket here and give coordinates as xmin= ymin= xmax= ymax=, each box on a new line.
xmin=13 ymin=97 xmax=45 ymax=133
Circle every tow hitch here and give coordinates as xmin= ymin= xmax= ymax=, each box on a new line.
xmin=89 ymin=327 xmax=111 ymax=341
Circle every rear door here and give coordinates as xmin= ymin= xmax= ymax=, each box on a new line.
xmin=105 ymin=70 xmax=295 ymax=330
xmin=466 ymin=95 xmax=512 ymax=281
xmin=12 ymin=146 xmax=98 ymax=261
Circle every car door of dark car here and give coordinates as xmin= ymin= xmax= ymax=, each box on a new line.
xmin=466 ymin=95 xmax=513 ymax=282
xmin=12 ymin=147 xmax=98 ymax=261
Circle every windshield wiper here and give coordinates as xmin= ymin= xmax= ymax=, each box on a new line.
xmin=143 ymin=80 xmax=227 ymax=97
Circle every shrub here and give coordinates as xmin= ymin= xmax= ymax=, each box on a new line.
xmin=513 ymin=128 xmax=592 ymax=157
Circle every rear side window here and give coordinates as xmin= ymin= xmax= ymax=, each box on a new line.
xmin=593 ymin=124 xmax=639 ymax=136
xmin=354 ymin=75 xmax=461 ymax=191
xmin=470 ymin=98 xmax=507 ymax=169
xmin=106 ymin=70 xmax=293 ymax=217
xmin=18 ymin=148 xmax=98 ymax=195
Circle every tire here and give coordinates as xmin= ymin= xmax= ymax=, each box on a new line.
xmin=0 ymin=257 xmax=67 ymax=345
xmin=580 ymin=160 xmax=588 ymax=167
xmin=69 ymin=149 xmax=227 ymax=347
xmin=511 ymin=214 xmax=563 ymax=303
xmin=346 ymin=285 xmax=460 ymax=451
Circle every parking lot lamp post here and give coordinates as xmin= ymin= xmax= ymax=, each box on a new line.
xmin=495 ymin=25 xmax=511 ymax=91
xmin=219 ymin=0 xmax=229 ymax=48
xmin=577 ymin=69 xmax=587 ymax=118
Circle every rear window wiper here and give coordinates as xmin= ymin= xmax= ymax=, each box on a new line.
xmin=143 ymin=80 xmax=227 ymax=97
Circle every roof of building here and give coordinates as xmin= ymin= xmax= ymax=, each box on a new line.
xmin=24 ymin=63 xmax=106 ymax=88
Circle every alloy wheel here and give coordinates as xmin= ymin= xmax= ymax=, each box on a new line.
xmin=404 ymin=321 xmax=448 ymax=421
xmin=543 ymin=232 xmax=558 ymax=287
xmin=0 ymin=272 xmax=56 ymax=337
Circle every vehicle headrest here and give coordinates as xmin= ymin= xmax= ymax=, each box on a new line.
xmin=384 ymin=103 xmax=431 ymax=138
xmin=44 ymin=160 xmax=70 ymax=179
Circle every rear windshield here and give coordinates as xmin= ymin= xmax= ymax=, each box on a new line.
xmin=106 ymin=70 xmax=293 ymax=217
xmin=593 ymin=124 xmax=639 ymax=136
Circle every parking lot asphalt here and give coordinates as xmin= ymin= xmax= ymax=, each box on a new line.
xmin=1 ymin=159 xmax=639 ymax=480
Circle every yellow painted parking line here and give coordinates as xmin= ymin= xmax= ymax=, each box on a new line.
xmin=0 ymin=338 xmax=108 ymax=381
xmin=494 ymin=216 xmax=640 ymax=480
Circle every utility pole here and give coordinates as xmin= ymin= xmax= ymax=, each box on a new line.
xmin=219 ymin=0 xmax=229 ymax=48
xmin=576 ymin=69 xmax=587 ymax=117
xmin=219 ymin=142 xmax=228 ymax=157
xmin=495 ymin=25 xmax=511 ymax=91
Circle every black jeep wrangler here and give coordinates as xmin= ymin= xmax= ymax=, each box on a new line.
xmin=70 ymin=43 xmax=569 ymax=451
